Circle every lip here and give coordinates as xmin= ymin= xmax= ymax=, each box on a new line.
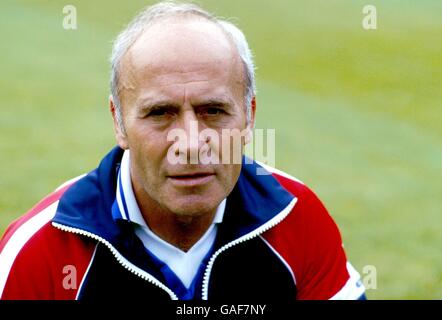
xmin=166 ymin=172 xmax=215 ymax=187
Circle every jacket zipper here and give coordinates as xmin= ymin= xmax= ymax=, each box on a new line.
xmin=201 ymin=197 xmax=298 ymax=300
xmin=52 ymin=222 xmax=178 ymax=300
xmin=52 ymin=197 xmax=297 ymax=301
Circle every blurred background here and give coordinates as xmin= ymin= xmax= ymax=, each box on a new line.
xmin=0 ymin=0 xmax=441 ymax=299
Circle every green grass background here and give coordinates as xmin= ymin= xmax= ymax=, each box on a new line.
xmin=0 ymin=0 xmax=441 ymax=299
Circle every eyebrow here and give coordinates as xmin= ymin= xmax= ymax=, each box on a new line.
xmin=193 ymin=99 xmax=233 ymax=108
xmin=137 ymin=100 xmax=181 ymax=112
xmin=138 ymin=97 xmax=234 ymax=111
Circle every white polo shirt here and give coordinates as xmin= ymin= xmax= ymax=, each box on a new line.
xmin=115 ymin=150 xmax=225 ymax=289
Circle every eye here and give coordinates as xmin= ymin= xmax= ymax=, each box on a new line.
xmin=149 ymin=109 xmax=168 ymax=116
xmin=200 ymin=106 xmax=226 ymax=117
xmin=146 ymin=106 xmax=176 ymax=118
xmin=207 ymin=108 xmax=223 ymax=115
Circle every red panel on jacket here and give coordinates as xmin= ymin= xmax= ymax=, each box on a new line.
xmin=262 ymin=174 xmax=350 ymax=300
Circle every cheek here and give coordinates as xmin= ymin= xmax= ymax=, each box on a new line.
xmin=219 ymin=164 xmax=242 ymax=190
xmin=127 ymin=126 xmax=172 ymax=167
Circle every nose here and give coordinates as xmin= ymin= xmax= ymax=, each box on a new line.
xmin=178 ymin=110 xmax=208 ymax=164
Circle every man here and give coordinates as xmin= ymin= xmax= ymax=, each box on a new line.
xmin=0 ymin=2 xmax=366 ymax=300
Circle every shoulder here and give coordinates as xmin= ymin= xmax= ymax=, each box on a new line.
xmin=0 ymin=176 xmax=96 ymax=299
xmin=257 ymin=161 xmax=325 ymax=212
xmin=260 ymin=163 xmax=354 ymax=299
xmin=258 ymin=162 xmax=340 ymax=246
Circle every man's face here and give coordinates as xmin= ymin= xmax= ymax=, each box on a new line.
xmin=112 ymin=18 xmax=254 ymax=218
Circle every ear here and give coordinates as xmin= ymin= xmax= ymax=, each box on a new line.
xmin=110 ymin=95 xmax=129 ymax=150
xmin=244 ymin=96 xmax=257 ymax=144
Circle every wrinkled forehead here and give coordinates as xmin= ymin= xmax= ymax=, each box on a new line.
xmin=120 ymin=17 xmax=242 ymax=84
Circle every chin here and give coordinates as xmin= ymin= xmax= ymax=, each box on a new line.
xmin=167 ymin=195 xmax=221 ymax=217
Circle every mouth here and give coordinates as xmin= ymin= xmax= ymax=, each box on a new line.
xmin=166 ymin=172 xmax=215 ymax=187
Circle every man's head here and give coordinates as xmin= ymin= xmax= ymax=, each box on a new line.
xmin=109 ymin=1 xmax=256 ymax=218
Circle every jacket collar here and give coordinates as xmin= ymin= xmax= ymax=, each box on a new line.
xmin=52 ymin=146 xmax=295 ymax=249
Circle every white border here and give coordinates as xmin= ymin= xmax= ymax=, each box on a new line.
xmin=259 ymin=235 xmax=297 ymax=285
xmin=0 ymin=201 xmax=59 ymax=297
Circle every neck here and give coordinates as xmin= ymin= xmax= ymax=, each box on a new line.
xmin=131 ymin=185 xmax=217 ymax=252
xmin=142 ymin=208 xmax=216 ymax=252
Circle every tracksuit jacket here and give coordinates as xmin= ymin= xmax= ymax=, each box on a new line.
xmin=0 ymin=147 xmax=365 ymax=300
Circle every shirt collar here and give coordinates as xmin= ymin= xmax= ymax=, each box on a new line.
xmin=114 ymin=150 xmax=226 ymax=227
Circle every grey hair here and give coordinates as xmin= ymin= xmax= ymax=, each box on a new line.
xmin=110 ymin=1 xmax=256 ymax=134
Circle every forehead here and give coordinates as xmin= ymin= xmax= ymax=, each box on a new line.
xmin=132 ymin=18 xmax=235 ymax=66
xmin=120 ymin=18 xmax=243 ymax=98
